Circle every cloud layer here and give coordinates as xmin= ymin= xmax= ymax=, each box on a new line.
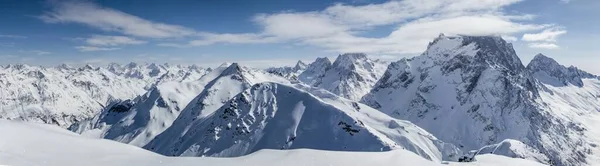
xmin=159 ymin=0 xmax=561 ymax=53
xmin=40 ymin=0 xmax=566 ymax=54
xmin=40 ymin=1 xmax=196 ymax=38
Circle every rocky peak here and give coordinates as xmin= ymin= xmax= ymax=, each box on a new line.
xmin=424 ymin=34 xmax=525 ymax=74
xmin=56 ymin=63 xmax=73 ymax=70
xmin=298 ymin=57 xmax=332 ymax=85
xmin=81 ymin=64 xmax=95 ymax=71
xmin=220 ymin=63 xmax=244 ymax=76
xmin=527 ymin=53 xmax=597 ymax=87
xmin=312 ymin=57 xmax=332 ymax=67
xmin=126 ymin=62 xmax=139 ymax=69
xmin=7 ymin=64 xmax=30 ymax=70
xmin=333 ymin=53 xmax=368 ymax=69
xmin=293 ymin=60 xmax=308 ymax=71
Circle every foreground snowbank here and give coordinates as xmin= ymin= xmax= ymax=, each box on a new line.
xmin=0 ymin=120 xmax=544 ymax=166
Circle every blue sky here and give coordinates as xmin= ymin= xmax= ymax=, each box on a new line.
xmin=0 ymin=0 xmax=598 ymax=74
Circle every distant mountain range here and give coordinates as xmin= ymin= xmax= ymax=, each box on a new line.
xmin=2 ymin=34 xmax=600 ymax=166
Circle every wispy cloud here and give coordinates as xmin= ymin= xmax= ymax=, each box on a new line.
xmin=39 ymin=1 xmax=196 ymax=38
xmin=522 ymin=28 xmax=566 ymax=49
xmin=39 ymin=0 xmax=563 ymax=55
xmin=160 ymin=0 xmax=554 ymax=54
xmin=522 ymin=28 xmax=567 ymax=42
xmin=75 ymin=46 xmax=120 ymax=52
xmin=85 ymin=35 xmax=147 ymax=46
xmin=19 ymin=50 xmax=51 ymax=55
xmin=159 ymin=33 xmax=278 ymax=47
xmin=0 ymin=34 xmax=27 ymax=39
xmin=529 ymin=43 xmax=560 ymax=49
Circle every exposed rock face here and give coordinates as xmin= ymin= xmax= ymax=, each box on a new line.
xmin=361 ymin=34 xmax=589 ymax=166
xmin=300 ymin=53 xmax=387 ymax=101
xmin=527 ymin=53 xmax=599 ymax=87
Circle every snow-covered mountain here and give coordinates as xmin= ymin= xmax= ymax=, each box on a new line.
xmin=265 ymin=60 xmax=307 ymax=80
xmin=140 ymin=63 xmax=290 ymax=149
xmin=69 ymin=80 xmax=207 ymax=147
xmin=144 ymin=82 xmax=462 ymax=162
xmin=527 ymin=53 xmax=599 ymax=87
xmin=0 ymin=120 xmax=545 ymax=166
xmin=361 ymin=34 xmax=594 ymax=166
xmin=298 ymin=57 xmax=332 ymax=85
xmin=4 ymin=35 xmax=600 ymax=166
xmin=70 ymin=63 xmax=289 ymax=146
xmin=527 ymin=54 xmax=600 ymax=165
xmin=299 ymin=53 xmax=387 ymax=101
xmin=0 ymin=63 xmax=210 ymax=128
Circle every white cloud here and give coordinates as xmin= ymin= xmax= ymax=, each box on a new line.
xmin=85 ymin=35 xmax=147 ymax=46
xmin=254 ymin=13 xmax=348 ymax=39
xmin=528 ymin=43 xmax=560 ymax=49
xmin=0 ymin=34 xmax=27 ymax=39
xmin=75 ymin=46 xmax=120 ymax=52
xmin=522 ymin=28 xmax=567 ymax=42
xmin=166 ymin=0 xmax=551 ymax=54
xmin=190 ymin=33 xmax=278 ymax=46
xmin=39 ymin=1 xmax=196 ymax=38
xmin=41 ymin=0 xmax=561 ymax=55
xmin=285 ymin=15 xmax=545 ymax=54
xmin=502 ymin=35 xmax=518 ymax=42
xmin=158 ymin=33 xmax=278 ymax=47
xmin=19 ymin=50 xmax=51 ymax=55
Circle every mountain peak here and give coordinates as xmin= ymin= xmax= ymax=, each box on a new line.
xmin=6 ymin=64 xmax=30 ymax=70
xmin=424 ymin=34 xmax=524 ymax=73
xmin=218 ymin=62 xmax=232 ymax=68
xmin=126 ymin=62 xmax=139 ymax=68
xmin=332 ymin=53 xmax=369 ymax=70
xmin=527 ymin=53 xmax=597 ymax=87
xmin=314 ymin=57 xmax=331 ymax=65
xmin=83 ymin=64 xmax=95 ymax=70
xmin=336 ymin=53 xmax=367 ymax=62
xmin=219 ymin=63 xmax=244 ymax=76
xmin=56 ymin=63 xmax=73 ymax=70
xmin=529 ymin=53 xmax=560 ymax=67
xmin=293 ymin=60 xmax=308 ymax=71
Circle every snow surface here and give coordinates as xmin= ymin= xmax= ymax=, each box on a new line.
xmin=70 ymin=63 xmax=289 ymax=147
xmin=361 ymin=35 xmax=591 ymax=165
xmin=0 ymin=120 xmax=545 ymax=166
xmin=145 ymin=82 xmax=461 ymax=162
xmin=476 ymin=139 xmax=549 ymax=163
xmin=0 ymin=63 xmax=209 ymax=128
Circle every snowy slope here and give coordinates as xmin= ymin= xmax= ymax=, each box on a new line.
xmin=0 ymin=120 xmax=545 ymax=166
xmin=361 ymin=34 xmax=587 ymax=166
xmin=476 ymin=139 xmax=549 ymax=163
xmin=300 ymin=53 xmax=387 ymax=100
xmin=0 ymin=63 xmax=209 ymax=128
xmin=145 ymin=63 xmax=291 ymax=149
xmin=69 ymin=80 xmax=207 ymax=147
xmin=144 ymin=82 xmax=462 ymax=162
xmin=68 ymin=63 xmax=273 ymax=147
xmin=526 ymin=54 xmax=600 ymax=165
xmin=298 ymin=57 xmax=332 ymax=85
